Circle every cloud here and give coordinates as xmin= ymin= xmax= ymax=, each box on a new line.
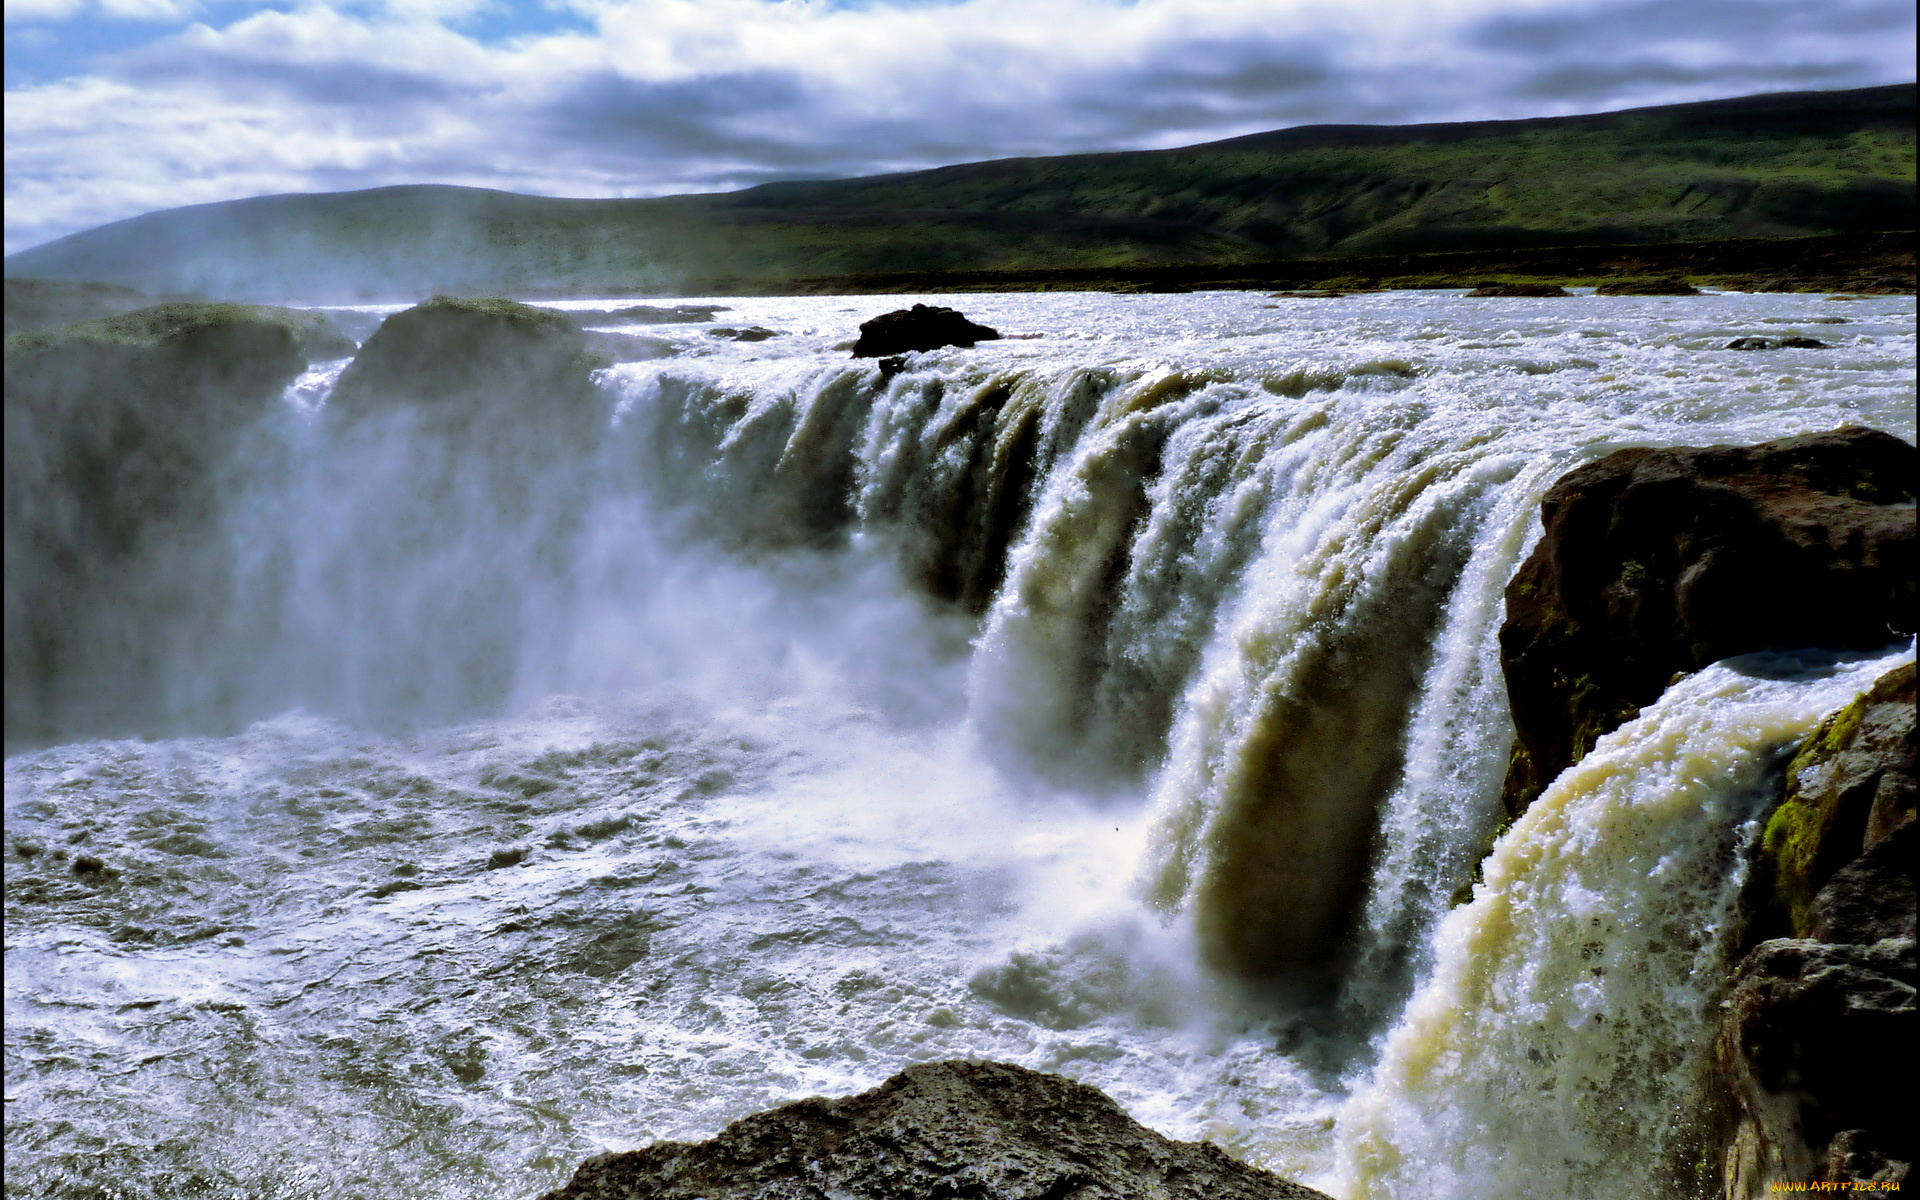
xmin=5 ymin=0 xmax=1915 ymax=253
xmin=4 ymin=0 xmax=88 ymax=20
xmin=5 ymin=0 xmax=195 ymax=21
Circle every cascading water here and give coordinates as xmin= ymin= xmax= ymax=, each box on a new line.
xmin=4 ymin=289 xmax=1913 ymax=1199
xmin=1334 ymin=647 xmax=1912 ymax=1200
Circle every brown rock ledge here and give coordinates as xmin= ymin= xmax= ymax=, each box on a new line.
xmin=535 ymin=1060 xmax=1331 ymax=1200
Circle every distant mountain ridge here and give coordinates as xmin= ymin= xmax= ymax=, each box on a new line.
xmin=6 ymin=84 xmax=1913 ymax=301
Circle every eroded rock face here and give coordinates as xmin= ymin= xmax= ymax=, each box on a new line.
xmin=850 ymin=304 xmax=1001 ymax=358
xmin=4 ymin=303 xmax=315 ymax=744
xmin=1716 ymin=661 xmax=1916 ymax=1196
xmin=535 ymin=1060 xmax=1331 ymax=1200
xmin=1717 ymin=938 xmax=1916 ymax=1195
xmin=1498 ymin=426 xmax=1916 ymax=818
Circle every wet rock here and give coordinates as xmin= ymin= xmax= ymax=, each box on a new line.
xmin=1716 ymin=664 xmax=1914 ymax=1195
xmin=1498 ymin=427 xmax=1916 ymax=819
xmin=1715 ymin=938 xmax=1915 ymax=1195
xmin=1465 ymin=282 xmax=1571 ymax=297
xmin=1595 ymin=276 xmax=1702 ymax=295
xmin=1755 ymin=663 xmax=1916 ymax=942
xmin=706 ymin=326 xmax=780 ymax=342
xmin=535 ymin=1060 xmax=1329 ymax=1200
xmin=850 ymin=304 xmax=1001 ymax=358
xmin=1726 ymin=336 xmax=1833 ymax=350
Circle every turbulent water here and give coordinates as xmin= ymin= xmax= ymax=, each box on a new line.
xmin=5 ymin=289 xmax=1914 ymax=1199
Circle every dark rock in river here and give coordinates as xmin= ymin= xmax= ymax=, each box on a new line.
xmin=1595 ymin=276 xmax=1702 ymax=295
xmin=850 ymin=304 xmax=1001 ymax=358
xmin=707 ymin=325 xmax=779 ymax=342
xmin=1465 ymin=282 xmax=1571 ymax=297
xmin=535 ymin=1060 xmax=1330 ymax=1200
xmin=1498 ymin=426 xmax=1916 ymax=819
xmin=5 ymin=303 xmax=313 ymax=744
xmin=1726 ymin=336 xmax=1833 ymax=350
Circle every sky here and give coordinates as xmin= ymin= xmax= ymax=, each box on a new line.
xmin=4 ymin=0 xmax=1915 ymax=254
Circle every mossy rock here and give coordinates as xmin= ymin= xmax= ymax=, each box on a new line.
xmin=1755 ymin=662 xmax=1915 ymax=940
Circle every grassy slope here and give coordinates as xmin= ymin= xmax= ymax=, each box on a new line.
xmin=5 ymin=85 xmax=1912 ymax=299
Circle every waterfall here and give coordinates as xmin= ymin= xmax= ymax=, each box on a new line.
xmin=6 ymin=291 xmax=1912 ymax=1198
xmin=1332 ymin=647 xmax=1911 ymax=1200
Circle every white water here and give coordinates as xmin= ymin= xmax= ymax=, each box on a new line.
xmin=4 ymin=289 xmax=1914 ymax=1198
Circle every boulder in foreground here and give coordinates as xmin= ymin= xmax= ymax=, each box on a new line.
xmin=1498 ymin=426 xmax=1915 ymax=818
xmin=535 ymin=1059 xmax=1330 ymax=1200
xmin=851 ymin=304 xmax=1001 ymax=358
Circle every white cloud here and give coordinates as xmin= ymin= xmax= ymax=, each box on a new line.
xmin=98 ymin=0 xmax=198 ymax=19
xmin=5 ymin=0 xmax=1914 ymax=253
xmin=4 ymin=0 xmax=88 ymax=20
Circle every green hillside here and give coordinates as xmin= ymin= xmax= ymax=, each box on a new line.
xmin=6 ymin=84 xmax=1912 ymax=300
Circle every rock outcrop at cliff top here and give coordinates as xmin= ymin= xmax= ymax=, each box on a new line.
xmin=850 ymin=304 xmax=1001 ymax=358
xmin=1498 ymin=426 xmax=1916 ymax=818
xmin=535 ymin=1060 xmax=1331 ymax=1200
xmin=1717 ymin=662 xmax=1915 ymax=1196
xmin=328 ymin=295 xmax=600 ymax=424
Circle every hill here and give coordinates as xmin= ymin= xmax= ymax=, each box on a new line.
xmin=5 ymin=84 xmax=1913 ymax=301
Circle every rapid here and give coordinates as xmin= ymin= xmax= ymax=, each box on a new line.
xmin=4 ymin=288 xmax=1914 ymax=1199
